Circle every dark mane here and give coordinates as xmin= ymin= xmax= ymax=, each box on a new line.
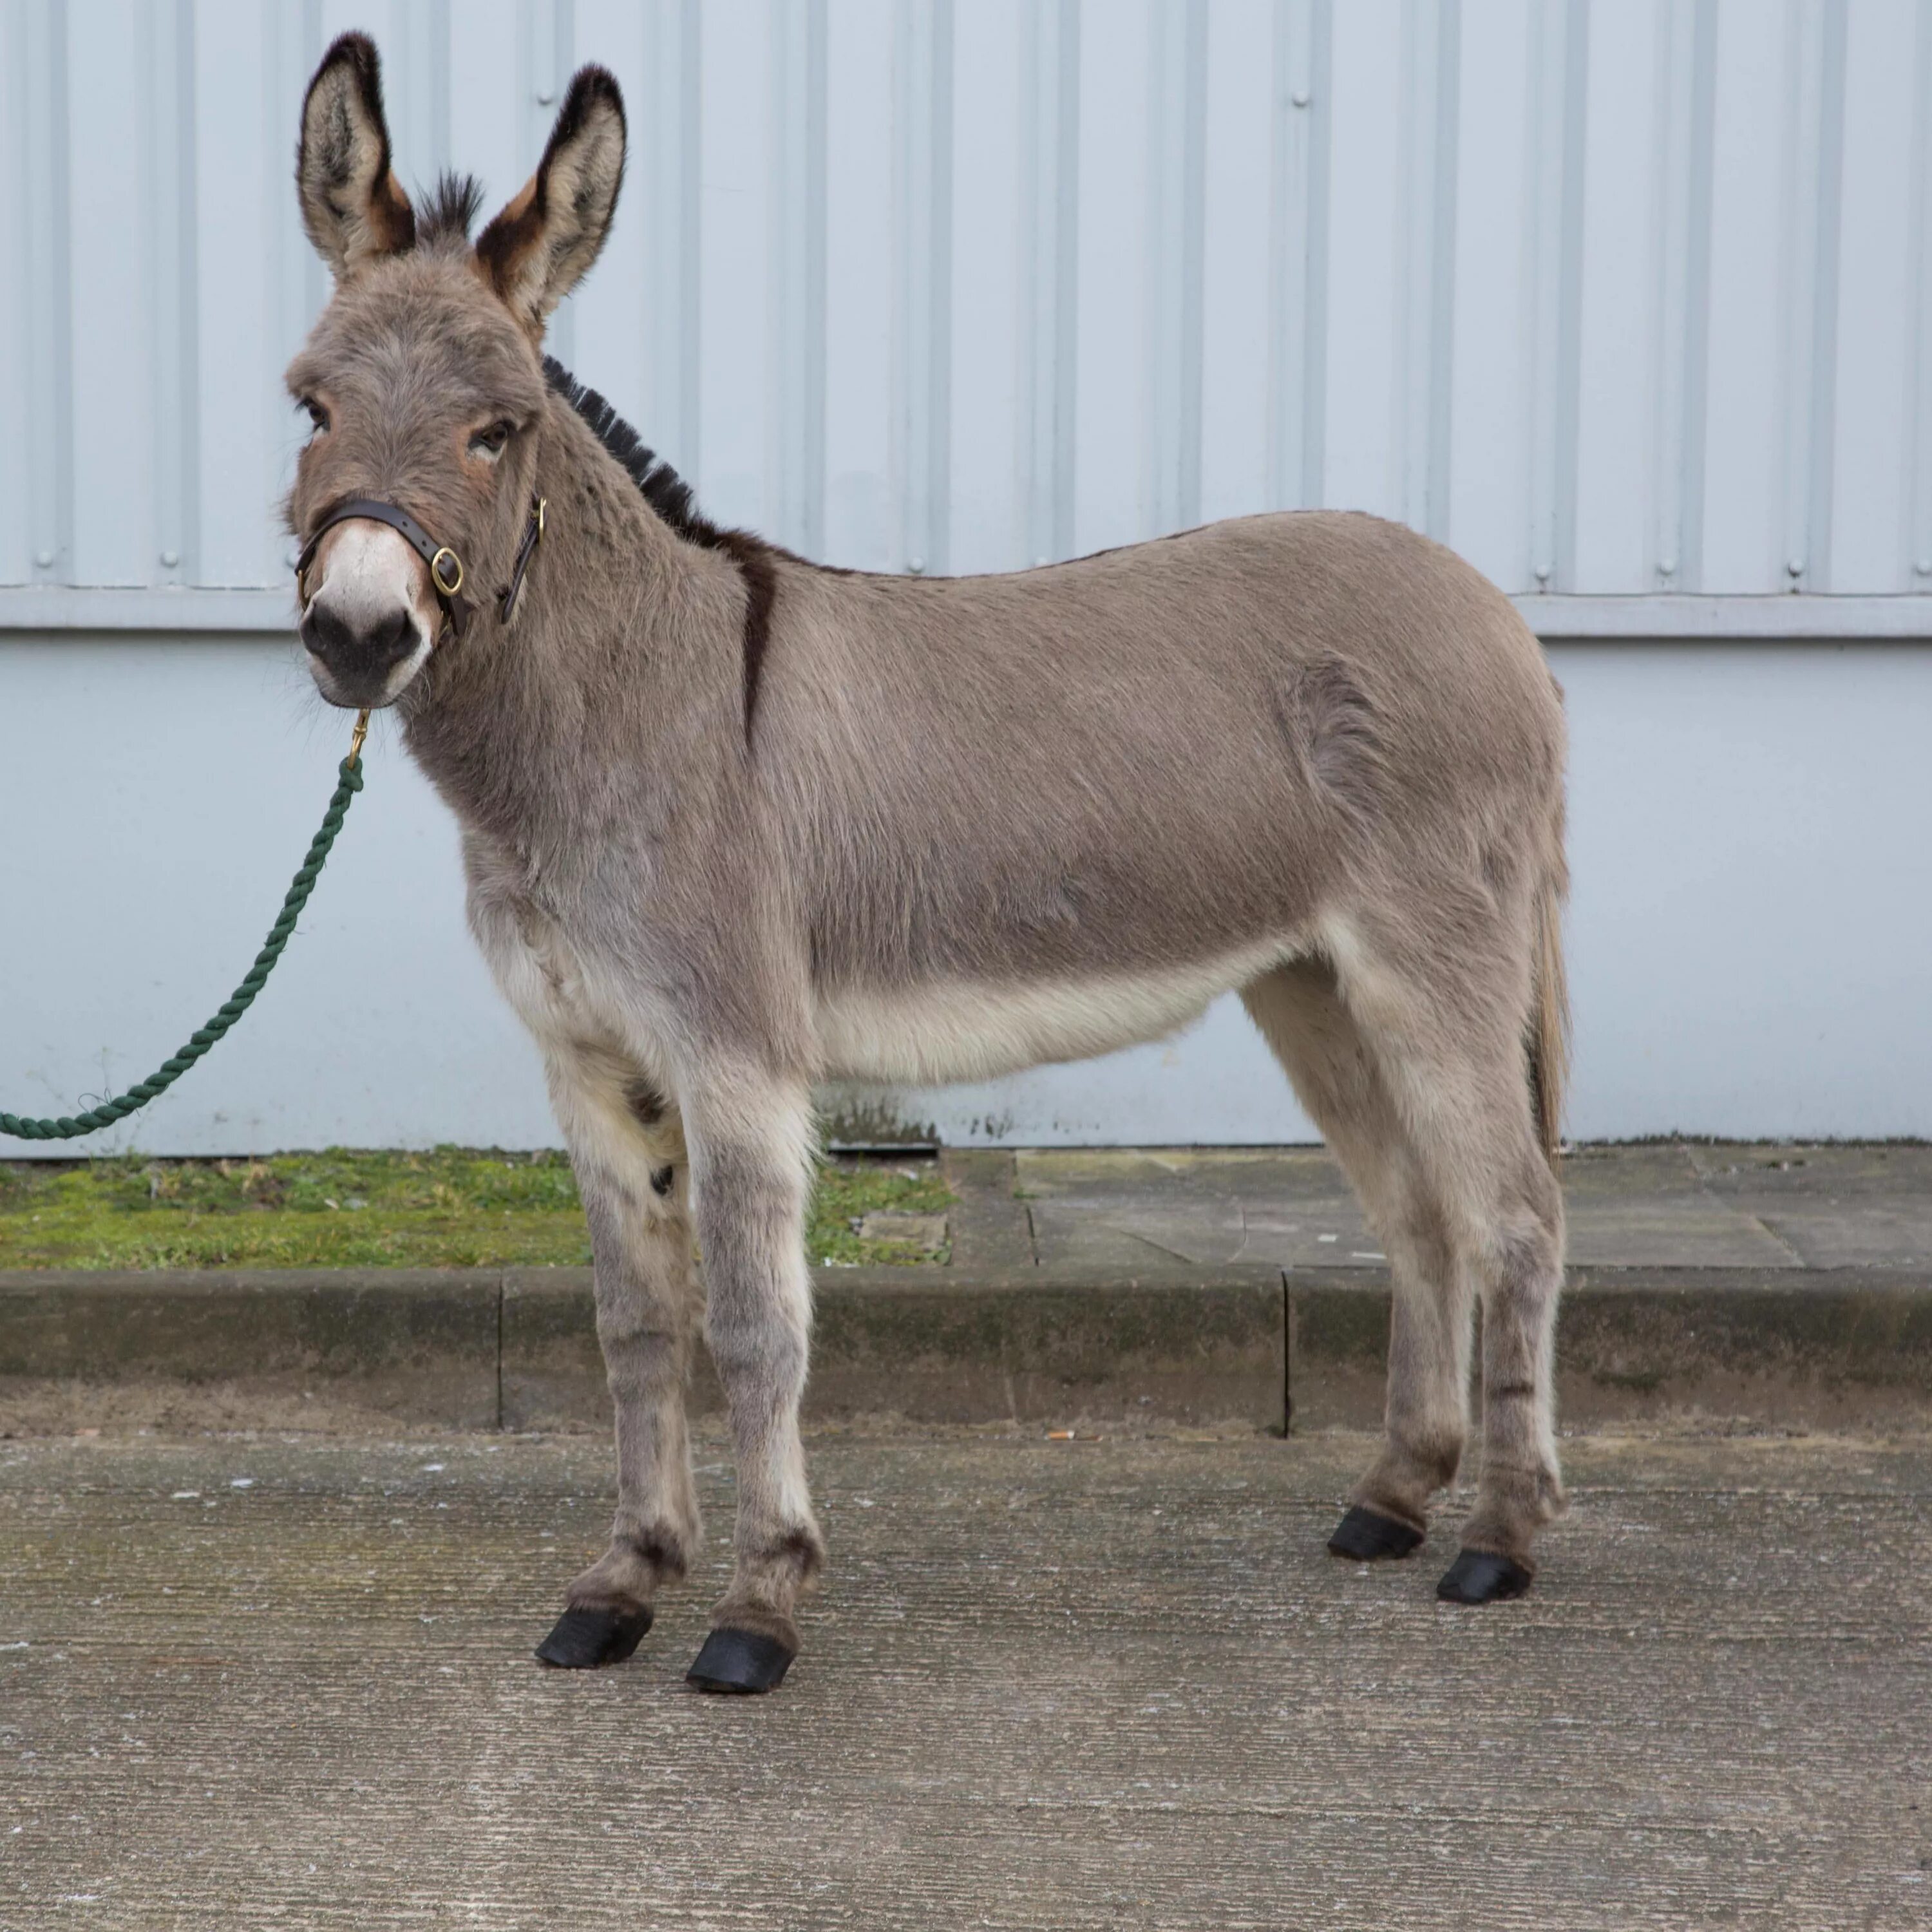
xmin=542 ymin=357 xmax=727 ymax=548
xmin=544 ymin=357 xmax=777 ymax=743
xmin=419 ymin=172 xmax=484 ymax=247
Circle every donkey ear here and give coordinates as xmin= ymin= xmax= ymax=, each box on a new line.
xmin=296 ymin=33 xmax=416 ymax=278
xmin=476 ymin=66 xmax=626 ymax=334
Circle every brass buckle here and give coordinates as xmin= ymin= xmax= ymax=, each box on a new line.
xmin=430 ymin=547 xmax=465 ymax=597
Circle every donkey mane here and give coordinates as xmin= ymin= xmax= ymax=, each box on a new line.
xmin=543 ymin=357 xmax=779 ymax=741
xmin=542 ymin=358 xmax=720 ymax=549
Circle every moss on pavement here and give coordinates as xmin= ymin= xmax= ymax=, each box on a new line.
xmin=0 ymin=1148 xmax=951 ymax=1271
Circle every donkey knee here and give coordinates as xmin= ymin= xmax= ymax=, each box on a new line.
xmin=704 ymin=1304 xmax=810 ymax=1409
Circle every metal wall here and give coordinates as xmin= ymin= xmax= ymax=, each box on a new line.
xmin=4 ymin=1 xmax=1931 ymax=1155
xmin=5 ymin=0 xmax=1932 ymax=626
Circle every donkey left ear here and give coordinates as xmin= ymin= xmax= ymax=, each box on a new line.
xmin=476 ymin=66 xmax=626 ymax=335
xmin=297 ymin=33 xmax=417 ymax=278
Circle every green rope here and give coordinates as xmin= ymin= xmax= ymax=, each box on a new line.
xmin=1 ymin=751 xmax=368 ymax=1142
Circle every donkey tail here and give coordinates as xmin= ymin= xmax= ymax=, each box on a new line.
xmin=1528 ymin=858 xmax=1571 ymax=1166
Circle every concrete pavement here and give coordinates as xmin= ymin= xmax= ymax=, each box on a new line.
xmin=3 ymin=1426 xmax=1928 ymax=1929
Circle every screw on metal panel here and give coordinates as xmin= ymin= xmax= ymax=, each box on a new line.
xmin=1915 ymin=557 xmax=1931 ymax=576
xmin=1291 ymin=89 xmax=1312 ymax=108
xmin=1533 ymin=564 xmax=1551 ymax=585
xmin=160 ymin=550 xmax=180 ymax=569
xmin=536 ymin=88 xmax=554 ymax=105
xmin=34 ymin=550 xmax=53 ymax=569
xmin=1786 ymin=557 xmax=1805 ymax=576
xmin=1658 ymin=558 xmax=1676 ymax=578
xmin=907 ymin=558 xmax=926 ymax=576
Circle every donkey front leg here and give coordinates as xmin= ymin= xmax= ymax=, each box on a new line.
xmin=534 ymin=1054 xmax=705 ymax=1669
xmin=681 ymin=1071 xmax=824 ymax=1694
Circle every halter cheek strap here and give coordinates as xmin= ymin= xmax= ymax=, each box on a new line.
xmin=496 ymin=496 xmax=547 ymax=624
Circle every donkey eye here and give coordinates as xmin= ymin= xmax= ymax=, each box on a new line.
xmin=470 ymin=420 xmax=514 ymax=460
xmin=302 ymin=398 xmax=329 ymax=437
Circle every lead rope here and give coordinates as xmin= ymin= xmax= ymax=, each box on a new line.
xmin=0 ymin=712 xmax=372 ymax=1142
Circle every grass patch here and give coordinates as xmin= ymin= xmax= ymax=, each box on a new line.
xmin=0 ymin=1148 xmax=952 ymax=1271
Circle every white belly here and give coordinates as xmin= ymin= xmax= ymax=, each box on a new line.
xmin=812 ymin=939 xmax=1296 ymax=1086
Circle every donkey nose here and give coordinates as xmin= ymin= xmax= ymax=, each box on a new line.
xmin=300 ymin=600 xmax=419 ymax=692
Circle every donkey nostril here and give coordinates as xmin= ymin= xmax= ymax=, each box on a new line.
xmin=300 ymin=601 xmax=358 ymax=665
xmin=368 ymin=606 xmax=417 ymax=667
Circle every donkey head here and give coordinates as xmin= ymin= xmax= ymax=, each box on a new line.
xmin=286 ymin=33 xmax=625 ymax=709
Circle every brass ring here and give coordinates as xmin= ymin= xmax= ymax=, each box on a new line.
xmin=431 ymin=547 xmax=464 ymax=597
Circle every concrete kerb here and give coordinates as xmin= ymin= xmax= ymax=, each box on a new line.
xmin=4 ymin=1258 xmax=1930 ymax=1435
xmin=0 ymin=1266 xmax=1291 ymax=1434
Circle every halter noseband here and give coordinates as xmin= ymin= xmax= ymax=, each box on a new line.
xmin=294 ymin=495 xmax=546 ymax=640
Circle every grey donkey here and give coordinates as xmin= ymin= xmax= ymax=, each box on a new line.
xmin=287 ymin=35 xmax=1570 ymax=1693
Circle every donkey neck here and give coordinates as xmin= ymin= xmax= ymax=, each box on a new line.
xmin=398 ymin=397 xmax=742 ymax=882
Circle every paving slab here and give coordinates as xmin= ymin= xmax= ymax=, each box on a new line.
xmin=1559 ymin=1143 xmax=1804 ymax=1268
xmin=1 ymin=1428 xmax=1928 ymax=1930
xmin=1014 ymin=1144 xmax=1810 ymax=1271
xmin=1016 ymin=1148 xmax=1375 ymax=1268
xmin=1685 ymin=1142 xmax=1932 ymax=1267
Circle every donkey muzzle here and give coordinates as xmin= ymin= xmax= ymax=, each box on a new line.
xmin=296 ymin=516 xmax=441 ymax=708
xmin=300 ymin=598 xmax=423 ymax=708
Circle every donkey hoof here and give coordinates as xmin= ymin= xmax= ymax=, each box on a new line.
xmin=686 ymin=1627 xmax=795 ymax=1695
xmin=534 ymin=1604 xmax=653 ymax=1669
xmin=1435 ymin=1549 xmax=1533 ymax=1604
xmin=1327 ymin=1505 xmax=1424 ymax=1561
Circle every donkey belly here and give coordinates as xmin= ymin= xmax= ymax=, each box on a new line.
xmin=813 ymin=937 xmax=1295 ymax=1086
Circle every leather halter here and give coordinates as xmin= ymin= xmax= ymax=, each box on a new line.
xmin=294 ymin=495 xmax=546 ymax=640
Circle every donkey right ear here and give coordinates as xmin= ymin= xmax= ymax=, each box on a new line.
xmin=296 ymin=33 xmax=416 ymax=279
xmin=476 ymin=66 xmax=626 ymax=336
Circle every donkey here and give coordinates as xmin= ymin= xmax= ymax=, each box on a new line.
xmin=287 ymin=35 xmax=1570 ymax=1693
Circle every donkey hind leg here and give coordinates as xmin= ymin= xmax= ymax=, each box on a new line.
xmin=533 ymin=1052 xmax=704 ymax=1669
xmin=1243 ymin=960 xmax=1477 ymax=1558
xmin=1305 ymin=920 xmax=1566 ymax=1601
xmin=680 ymin=1071 xmax=824 ymax=1694
xmin=1245 ymin=946 xmax=1567 ymax=1600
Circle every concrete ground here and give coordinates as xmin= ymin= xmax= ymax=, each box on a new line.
xmin=5 ymin=1144 xmax=1930 ymax=1926
xmin=3 ymin=1425 xmax=1929 ymax=1930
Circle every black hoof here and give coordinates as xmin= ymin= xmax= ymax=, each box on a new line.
xmin=1327 ymin=1505 xmax=1425 ymax=1562
xmin=686 ymin=1627 xmax=795 ymax=1695
xmin=1436 ymin=1549 xmax=1533 ymax=1604
xmin=534 ymin=1604 xmax=653 ymax=1669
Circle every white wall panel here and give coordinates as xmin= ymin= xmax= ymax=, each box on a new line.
xmin=1070 ymin=0 xmax=1154 ymax=558
xmin=0 ymin=1 xmax=31 ymax=587
xmin=822 ymin=0 xmax=895 ymax=571
xmin=1830 ymin=0 xmax=1918 ymax=591
xmin=1446 ymin=0 xmax=1534 ymax=587
xmin=1198 ymin=0 xmax=1277 ymax=529
xmin=3 ymin=0 xmax=1929 ymax=614
xmin=947 ymin=0 xmax=1026 ymax=575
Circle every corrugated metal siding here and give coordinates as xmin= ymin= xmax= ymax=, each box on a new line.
xmin=3 ymin=0 xmax=1931 ymax=610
